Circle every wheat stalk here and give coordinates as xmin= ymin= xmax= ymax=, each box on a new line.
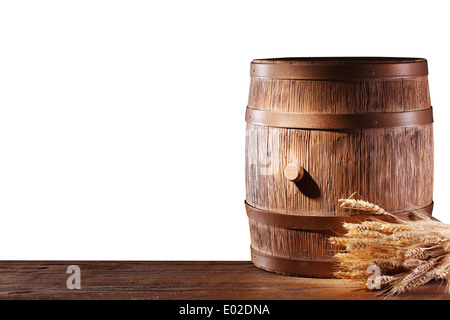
xmin=330 ymin=193 xmax=450 ymax=298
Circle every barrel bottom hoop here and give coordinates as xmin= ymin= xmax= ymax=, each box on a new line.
xmin=250 ymin=247 xmax=337 ymax=278
xmin=245 ymin=201 xmax=434 ymax=232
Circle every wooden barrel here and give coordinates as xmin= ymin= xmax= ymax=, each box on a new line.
xmin=244 ymin=57 xmax=434 ymax=278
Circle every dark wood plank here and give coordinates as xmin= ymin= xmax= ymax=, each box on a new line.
xmin=0 ymin=261 xmax=447 ymax=300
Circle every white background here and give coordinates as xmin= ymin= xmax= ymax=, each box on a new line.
xmin=0 ymin=0 xmax=448 ymax=260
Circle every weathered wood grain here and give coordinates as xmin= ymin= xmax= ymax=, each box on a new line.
xmin=0 ymin=261 xmax=447 ymax=300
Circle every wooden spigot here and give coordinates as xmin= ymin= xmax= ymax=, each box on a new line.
xmin=284 ymin=163 xmax=304 ymax=182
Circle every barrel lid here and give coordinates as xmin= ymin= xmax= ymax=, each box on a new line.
xmin=250 ymin=57 xmax=428 ymax=80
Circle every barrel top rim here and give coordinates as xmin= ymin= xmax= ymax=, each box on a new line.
xmin=250 ymin=57 xmax=428 ymax=79
xmin=251 ymin=57 xmax=427 ymax=65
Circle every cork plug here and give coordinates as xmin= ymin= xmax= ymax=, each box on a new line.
xmin=284 ymin=163 xmax=305 ymax=182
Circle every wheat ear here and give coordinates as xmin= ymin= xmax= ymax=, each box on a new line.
xmin=331 ymin=194 xmax=450 ymax=298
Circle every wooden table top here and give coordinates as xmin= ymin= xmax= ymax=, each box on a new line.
xmin=0 ymin=261 xmax=447 ymax=300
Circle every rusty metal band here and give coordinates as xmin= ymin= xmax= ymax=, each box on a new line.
xmin=245 ymin=107 xmax=434 ymax=130
xmin=250 ymin=247 xmax=337 ymax=278
xmin=250 ymin=60 xmax=428 ymax=80
xmin=245 ymin=201 xmax=434 ymax=233
xmin=248 ymin=201 xmax=434 ymax=278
